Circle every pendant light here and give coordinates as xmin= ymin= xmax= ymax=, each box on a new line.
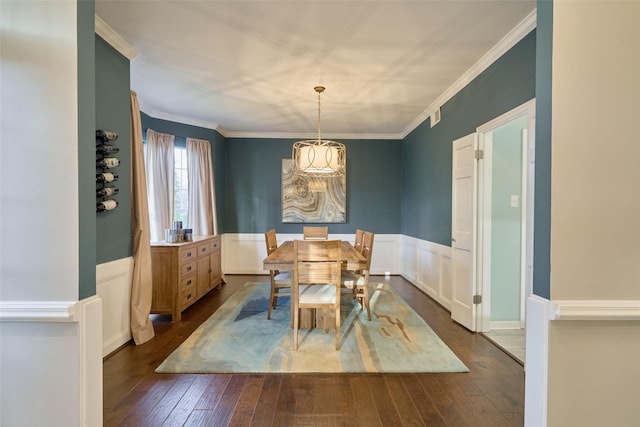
xmin=292 ymin=86 xmax=346 ymax=176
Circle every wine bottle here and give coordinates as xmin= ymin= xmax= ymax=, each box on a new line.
xmin=96 ymin=172 xmax=118 ymax=183
xmin=96 ymin=129 xmax=118 ymax=142
xmin=96 ymin=199 xmax=118 ymax=212
xmin=96 ymin=186 xmax=119 ymax=197
xmin=96 ymin=157 xmax=120 ymax=169
xmin=96 ymin=144 xmax=119 ymax=155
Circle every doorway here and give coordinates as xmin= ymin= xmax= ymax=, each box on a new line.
xmin=477 ymin=100 xmax=535 ymax=363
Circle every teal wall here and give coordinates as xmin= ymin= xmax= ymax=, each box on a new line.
xmin=490 ymin=117 xmax=526 ymax=321
xmin=224 ymin=138 xmax=401 ymax=234
xmin=95 ymin=36 xmax=132 ymax=264
xmin=401 ymin=30 xmax=536 ymax=245
xmin=140 ymin=112 xmax=227 ymax=232
xmin=534 ymin=1 xmax=553 ymax=299
xmin=78 ymin=0 xmax=96 ymax=299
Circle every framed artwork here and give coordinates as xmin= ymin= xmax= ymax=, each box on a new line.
xmin=281 ymin=159 xmax=346 ymax=223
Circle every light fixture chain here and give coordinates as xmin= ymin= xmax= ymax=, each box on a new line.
xmin=317 ymin=88 xmax=321 ymax=143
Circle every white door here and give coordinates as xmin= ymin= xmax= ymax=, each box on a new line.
xmin=451 ymin=133 xmax=478 ymax=331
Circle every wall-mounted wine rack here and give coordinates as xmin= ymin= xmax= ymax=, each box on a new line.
xmin=96 ymin=129 xmax=120 ymax=213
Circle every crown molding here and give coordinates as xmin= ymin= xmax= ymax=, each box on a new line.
xmin=224 ymin=131 xmax=400 ymax=140
xmin=400 ymin=9 xmax=537 ymax=139
xmin=95 ymin=15 xmax=137 ymax=60
xmin=141 ymin=106 xmax=226 ymax=136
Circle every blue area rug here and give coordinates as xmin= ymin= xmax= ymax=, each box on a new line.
xmin=155 ymin=282 xmax=469 ymax=373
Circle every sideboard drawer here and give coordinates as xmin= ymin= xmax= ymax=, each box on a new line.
xmin=181 ymin=287 xmax=197 ymax=309
xmin=197 ymin=241 xmax=214 ymax=256
xmin=180 ymin=275 xmax=196 ymax=291
xmin=180 ymin=247 xmax=197 ymax=262
xmin=180 ymin=260 xmax=197 ymax=277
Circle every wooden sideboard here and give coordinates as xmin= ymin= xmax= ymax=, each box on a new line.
xmin=150 ymin=235 xmax=222 ymax=321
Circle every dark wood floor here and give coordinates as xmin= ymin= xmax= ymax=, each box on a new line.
xmin=103 ymin=275 xmax=524 ymax=426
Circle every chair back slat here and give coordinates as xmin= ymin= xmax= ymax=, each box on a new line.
xmin=265 ymin=229 xmax=278 ymax=255
xmin=296 ymin=239 xmax=339 ymax=261
xmin=361 ymin=231 xmax=375 ymax=271
xmin=303 ymin=226 xmax=329 ymax=240
xmin=353 ymin=229 xmax=365 ymax=253
xmin=297 ymin=261 xmax=341 ymax=284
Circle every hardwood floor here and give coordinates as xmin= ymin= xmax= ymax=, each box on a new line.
xmin=103 ymin=275 xmax=524 ymax=426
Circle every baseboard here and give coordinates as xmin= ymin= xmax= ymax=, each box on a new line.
xmin=490 ymin=320 xmax=523 ymax=330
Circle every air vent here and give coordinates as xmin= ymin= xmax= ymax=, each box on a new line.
xmin=430 ymin=107 xmax=441 ymax=128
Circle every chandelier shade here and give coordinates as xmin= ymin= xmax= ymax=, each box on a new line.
xmin=292 ymin=86 xmax=346 ymax=177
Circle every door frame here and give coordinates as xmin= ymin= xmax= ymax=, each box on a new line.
xmin=475 ymin=99 xmax=536 ymax=332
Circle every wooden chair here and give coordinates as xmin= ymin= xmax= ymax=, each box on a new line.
xmin=264 ymin=229 xmax=292 ymax=323
xmin=303 ymin=226 xmax=328 ymax=240
xmin=341 ymin=231 xmax=374 ymax=320
xmin=292 ymin=239 xmax=342 ymax=350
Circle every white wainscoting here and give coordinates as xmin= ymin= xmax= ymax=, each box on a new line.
xmin=222 ymin=233 xmax=402 ymax=275
xmin=0 ymin=295 xmax=103 ymax=426
xmin=400 ymin=235 xmax=453 ymax=311
xmin=524 ymin=294 xmax=551 ymax=427
xmin=96 ymin=257 xmax=134 ymax=357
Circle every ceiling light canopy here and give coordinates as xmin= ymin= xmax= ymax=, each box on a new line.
xmin=292 ymin=86 xmax=346 ymax=177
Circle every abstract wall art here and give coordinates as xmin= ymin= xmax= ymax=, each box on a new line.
xmin=281 ymin=159 xmax=346 ymax=223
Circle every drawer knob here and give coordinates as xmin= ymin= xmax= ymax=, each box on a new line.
xmin=187 ymin=266 xmax=192 ymax=272
xmin=186 ymin=251 xmax=192 ymax=257
xmin=186 ymin=280 xmax=192 ymax=286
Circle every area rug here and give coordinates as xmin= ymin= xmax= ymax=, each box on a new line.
xmin=155 ymin=282 xmax=468 ymax=374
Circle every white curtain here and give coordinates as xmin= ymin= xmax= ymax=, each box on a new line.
xmin=186 ymin=137 xmax=218 ymax=235
xmin=145 ymin=129 xmax=175 ymax=242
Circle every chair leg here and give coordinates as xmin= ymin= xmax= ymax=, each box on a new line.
xmin=267 ymin=285 xmax=275 ymax=320
xmin=293 ymin=307 xmax=299 ymax=351
xmin=335 ymin=305 xmax=340 ymax=350
xmin=363 ymin=283 xmax=371 ymax=321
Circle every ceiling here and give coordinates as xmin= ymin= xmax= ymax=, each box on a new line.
xmin=95 ymin=1 xmax=536 ymax=139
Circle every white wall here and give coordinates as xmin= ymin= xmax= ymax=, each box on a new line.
xmin=539 ymin=2 xmax=640 ymax=426
xmin=0 ymin=2 xmax=102 ymax=425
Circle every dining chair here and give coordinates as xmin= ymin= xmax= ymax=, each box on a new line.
xmin=292 ymin=239 xmax=342 ymax=350
xmin=303 ymin=226 xmax=328 ymax=240
xmin=341 ymin=230 xmax=374 ymax=320
xmin=264 ymin=229 xmax=292 ymax=323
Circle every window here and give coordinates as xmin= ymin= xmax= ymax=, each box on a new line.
xmin=173 ymin=146 xmax=188 ymax=224
xmin=144 ymin=130 xmax=217 ymax=240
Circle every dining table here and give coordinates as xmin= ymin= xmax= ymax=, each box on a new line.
xmin=262 ymin=240 xmax=367 ymax=329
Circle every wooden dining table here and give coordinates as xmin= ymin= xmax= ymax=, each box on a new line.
xmin=263 ymin=240 xmax=367 ymax=271
xmin=262 ymin=240 xmax=366 ymax=329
